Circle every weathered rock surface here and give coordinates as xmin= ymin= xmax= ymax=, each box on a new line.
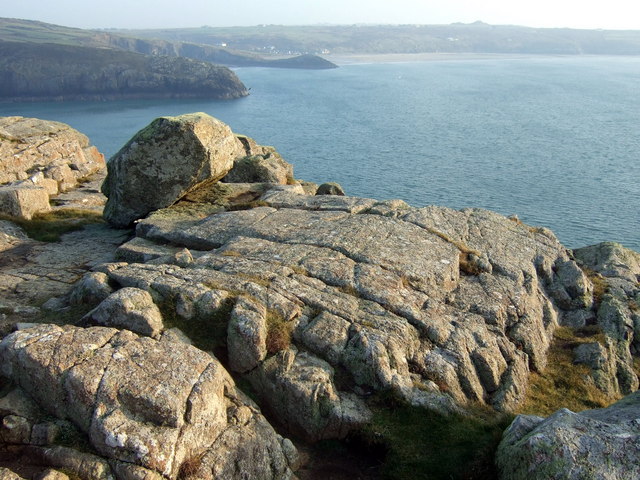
xmin=571 ymin=242 xmax=640 ymax=397
xmin=0 ymin=324 xmax=296 ymax=479
xmin=0 ymin=223 xmax=130 ymax=338
xmin=102 ymin=113 xmax=291 ymax=228
xmin=496 ymin=390 xmax=640 ymax=480
xmin=0 ymin=117 xmax=105 ymax=187
xmin=2 ymin=115 xmax=638 ymax=478
xmin=95 ymin=187 xmax=600 ymax=443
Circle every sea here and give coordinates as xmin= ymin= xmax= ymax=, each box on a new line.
xmin=1 ymin=55 xmax=639 ymax=251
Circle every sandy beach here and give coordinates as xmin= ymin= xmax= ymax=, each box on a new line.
xmin=325 ymin=52 xmax=544 ymax=65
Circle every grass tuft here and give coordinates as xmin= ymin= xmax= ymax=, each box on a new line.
xmin=178 ymin=454 xmax=203 ymax=479
xmin=424 ymin=226 xmax=480 ymax=257
xmin=265 ymin=310 xmax=292 ymax=354
xmin=459 ymin=251 xmax=483 ymax=276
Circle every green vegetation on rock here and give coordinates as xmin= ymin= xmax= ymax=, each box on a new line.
xmin=0 ymin=208 xmax=104 ymax=242
xmin=356 ymin=393 xmax=513 ymax=480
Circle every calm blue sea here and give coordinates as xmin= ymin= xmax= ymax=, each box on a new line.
xmin=2 ymin=56 xmax=639 ymax=251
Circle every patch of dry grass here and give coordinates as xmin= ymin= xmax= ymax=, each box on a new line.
xmin=518 ymin=326 xmax=615 ymax=416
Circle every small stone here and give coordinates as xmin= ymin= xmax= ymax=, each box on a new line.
xmin=316 ymin=182 xmax=345 ymax=196
xmin=82 ymin=287 xmax=164 ymax=338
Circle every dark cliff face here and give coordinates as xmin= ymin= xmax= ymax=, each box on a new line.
xmin=0 ymin=41 xmax=249 ymax=101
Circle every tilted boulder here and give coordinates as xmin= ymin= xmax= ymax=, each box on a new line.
xmin=496 ymin=391 xmax=640 ymax=480
xmin=0 ymin=324 xmax=296 ymax=479
xmin=102 ymin=113 xmax=247 ymax=227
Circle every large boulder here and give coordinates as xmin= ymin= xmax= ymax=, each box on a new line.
xmin=496 ymin=391 xmax=640 ymax=480
xmin=0 ymin=324 xmax=296 ymax=479
xmin=101 ymin=113 xmax=247 ymax=228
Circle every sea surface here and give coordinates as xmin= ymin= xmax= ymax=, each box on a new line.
xmin=2 ymin=55 xmax=639 ymax=251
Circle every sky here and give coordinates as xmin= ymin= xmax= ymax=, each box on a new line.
xmin=2 ymin=0 xmax=640 ymax=30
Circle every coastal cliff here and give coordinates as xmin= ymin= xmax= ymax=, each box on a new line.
xmin=0 ymin=41 xmax=248 ymax=102
xmin=0 ymin=114 xmax=638 ymax=479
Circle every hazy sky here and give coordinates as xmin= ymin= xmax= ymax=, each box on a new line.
xmin=2 ymin=0 xmax=640 ymax=30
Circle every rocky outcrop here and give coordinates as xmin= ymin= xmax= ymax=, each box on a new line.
xmin=102 ymin=113 xmax=286 ymax=228
xmin=496 ymin=391 xmax=640 ymax=480
xmin=0 ymin=324 xmax=296 ymax=479
xmin=2 ymin=114 xmax=638 ymax=478
xmin=104 ymin=188 xmax=595 ymax=433
xmin=0 ymin=116 xmax=105 ymax=219
xmin=569 ymin=242 xmax=640 ymax=397
xmin=0 ymin=116 xmax=104 ymax=187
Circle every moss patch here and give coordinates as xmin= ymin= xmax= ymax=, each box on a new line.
xmin=355 ymin=393 xmax=512 ymax=480
xmin=0 ymin=208 xmax=104 ymax=242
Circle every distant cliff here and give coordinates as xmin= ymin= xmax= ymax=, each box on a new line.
xmin=0 ymin=40 xmax=249 ymax=101
xmin=0 ymin=18 xmax=338 ymax=70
